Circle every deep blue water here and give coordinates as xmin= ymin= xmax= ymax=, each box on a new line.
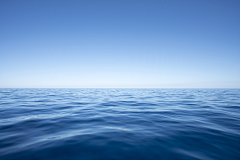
xmin=0 ymin=88 xmax=240 ymax=160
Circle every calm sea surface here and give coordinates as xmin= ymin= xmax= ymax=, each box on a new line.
xmin=0 ymin=88 xmax=240 ymax=160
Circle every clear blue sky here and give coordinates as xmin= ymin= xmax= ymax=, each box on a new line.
xmin=0 ymin=0 xmax=240 ymax=88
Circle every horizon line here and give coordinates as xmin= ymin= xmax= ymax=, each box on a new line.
xmin=1 ymin=87 xmax=239 ymax=89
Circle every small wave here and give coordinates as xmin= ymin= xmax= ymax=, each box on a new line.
xmin=0 ymin=88 xmax=240 ymax=160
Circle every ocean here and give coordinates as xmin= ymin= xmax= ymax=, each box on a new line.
xmin=0 ymin=88 xmax=240 ymax=160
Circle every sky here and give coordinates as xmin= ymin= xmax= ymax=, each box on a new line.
xmin=0 ymin=0 xmax=240 ymax=88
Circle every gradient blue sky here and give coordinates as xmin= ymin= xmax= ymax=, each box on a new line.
xmin=0 ymin=0 xmax=240 ymax=88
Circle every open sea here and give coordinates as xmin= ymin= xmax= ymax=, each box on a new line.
xmin=0 ymin=88 xmax=240 ymax=160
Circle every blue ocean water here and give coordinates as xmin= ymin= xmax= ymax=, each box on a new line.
xmin=0 ymin=88 xmax=240 ymax=160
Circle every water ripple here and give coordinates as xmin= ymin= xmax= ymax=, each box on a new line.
xmin=0 ymin=88 xmax=240 ymax=160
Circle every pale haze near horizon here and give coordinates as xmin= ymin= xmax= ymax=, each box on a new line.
xmin=0 ymin=0 xmax=240 ymax=88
